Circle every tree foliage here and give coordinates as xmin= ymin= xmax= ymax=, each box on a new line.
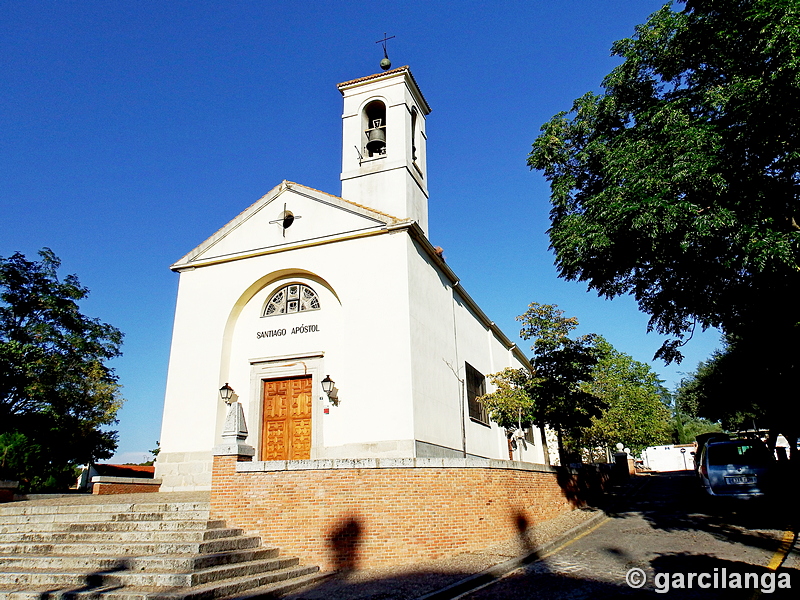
xmin=528 ymin=0 xmax=800 ymax=365
xmin=480 ymin=303 xmax=604 ymax=464
xmin=481 ymin=305 xmax=680 ymax=463
xmin=0 ymin=249 xmax=124 ymax=491
xmin=479 ymin=367 xmax=536 ymax=432
xmin=579 ymin=337 xmax=672 ymax=455
xmin=674 ymin=334 xmax=799 ymax=464
xmin=671 ymin=410 xmax=722 ymax=445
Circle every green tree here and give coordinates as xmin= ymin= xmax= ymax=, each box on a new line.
xmin=528 ymin=0 xmax=800 ymax=368
xmin=480 ymin=303 xmax=603 ymax=465
xmin=0 ymin=249 xmax=124 ymax=491
xmin=579 ymin=338 xmax=672 ymax=457
xmin=671 ymin=410 xmax=722 ymax=445
xmin=674 ymin=337 xmax=797 ymax=457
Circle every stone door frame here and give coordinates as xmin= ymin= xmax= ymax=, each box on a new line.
xmin=248 ymin=352 xmax=325 ymax=460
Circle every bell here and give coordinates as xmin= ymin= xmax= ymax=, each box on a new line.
xmin=365 ymin=126 xmax=386 ymax=155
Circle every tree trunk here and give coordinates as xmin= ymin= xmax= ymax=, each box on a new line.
xmin=557 ymin=428 xmax=566 ymax=467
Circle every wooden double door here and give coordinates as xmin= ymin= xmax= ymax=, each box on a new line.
xmin=261 ymin=376 xmax=312 ymax=460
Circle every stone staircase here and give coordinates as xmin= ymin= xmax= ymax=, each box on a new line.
xmin=0 ymin=494 xmax=326 ymax=599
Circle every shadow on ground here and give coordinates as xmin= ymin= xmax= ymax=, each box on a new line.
xmin=604 ymin=471 xmax=798 ymax=557
xmin=283 ymin=471 xmax=798 ymax=600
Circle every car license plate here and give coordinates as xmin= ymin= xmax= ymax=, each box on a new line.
xmin=726 ymin=476 xmax=756 ymax=484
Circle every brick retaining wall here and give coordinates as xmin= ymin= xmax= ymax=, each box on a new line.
xmin=91 ymin=476 xmax=162 ymax=495
xmin=211 ymin=455 xmax=603 ymax=571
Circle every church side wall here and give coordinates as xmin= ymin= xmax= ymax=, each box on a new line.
xmin=211 ymin=456 xmax=596 ymax=571
xmin=405 ymin=238 xmax=462 ymax=455
xmin=405 ymin=238 xmax=545 ymax=463
xmin=452 ymin=289 xmax=547 ymax=465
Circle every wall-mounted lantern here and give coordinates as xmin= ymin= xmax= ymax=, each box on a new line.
xmin=321 ymin=375 xmax=339 ymax=406
xmin=219 ymin=383 xmax=235 ymax=405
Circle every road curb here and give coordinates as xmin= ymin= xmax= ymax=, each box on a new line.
xmin=414 ymin=509 xmax=609 ymax=600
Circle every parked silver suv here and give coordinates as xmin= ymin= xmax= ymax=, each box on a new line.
xmin=697 ymin=439 xmax=773 ymax=498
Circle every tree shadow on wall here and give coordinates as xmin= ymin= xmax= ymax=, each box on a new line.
xmin=555 ymin=463 xmax=613 ymax=508
xmin=328 ymin=516 xmax=363 ymax=576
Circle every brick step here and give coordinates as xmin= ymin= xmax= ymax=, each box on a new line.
xmin=0 ymin=520 xmax=225 ymax=534
xmin=0 ymin=565 xmax=321 ymax=600
xmin=0 ymin=510 xmax=212 ymax=525
xmin=0 ymin=547 xmax=280 ymax=572
xmin=0 ymin=555 xmax=302 ymax=588
xmin=0 ymin=527 xmax=243 ymax=544
xmin=0 ymin=535 xmax=262 ymax=556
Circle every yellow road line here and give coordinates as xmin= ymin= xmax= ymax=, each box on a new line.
xmin=748 ymin=526 xmax=797 ymax=600
xmin=766 ymin=528 xmax=797 ymax=571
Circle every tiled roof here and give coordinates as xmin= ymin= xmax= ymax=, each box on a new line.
xmin=337 ymin=66 xmax=431 ymax=114
xmin=337 ymin=66 xmax=411 ymax=87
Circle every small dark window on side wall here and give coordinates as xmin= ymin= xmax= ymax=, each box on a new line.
xmin=465 ymin=362 xmax=489 ymax=426
xmin=524 ymin=427 xmax=536 ymax=444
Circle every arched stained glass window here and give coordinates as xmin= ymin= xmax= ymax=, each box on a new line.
xmin=263 ymin=284 xmax=320 ymax=317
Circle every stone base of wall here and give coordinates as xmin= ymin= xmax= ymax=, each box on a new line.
xmin=154 ymin=451 xmax=213 ymax=491
xmin=91 ymin=476 xmax=162 ymax=495
xmin=211 ymin=456 xmax=606 ymax=571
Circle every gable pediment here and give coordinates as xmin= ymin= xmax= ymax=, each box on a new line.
xmin=172 ymin=181 xmax=401 ymax=269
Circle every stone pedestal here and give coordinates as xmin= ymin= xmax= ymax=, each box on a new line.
xmin=212 ymin=401 xmax=255 ymax=459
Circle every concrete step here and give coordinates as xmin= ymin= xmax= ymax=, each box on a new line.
xmin=0 ymin=527 xmax=243 ymax=544
xmin=0 ymin=510 xmax=209 ymax=525
xmin=0 ymin=496 xmax=320 ymax=600
xmin=0 ymin=555 xmax=301 ymax=588
xmin=0 ymin=547 xmax=280 ymax=572
xmin=0 ymin=520 xmax=225 ymax=534
xmin=0 ymin=502 xmax=211 ymax=517
xmin=0 ymin=565 xmax=321 ymax=600
xmin=0 ymin=535 xmax=262 ymax=556
xmin=0 ymin=510 xmax=213 ymax=525
xmin=216 ymin=571 xmax=332 ymax=600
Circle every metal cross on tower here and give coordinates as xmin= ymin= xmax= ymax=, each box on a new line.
xmin=376 ymin=33 xmax=395 ymax=70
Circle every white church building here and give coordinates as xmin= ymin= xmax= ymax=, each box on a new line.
xmin=156 ymin=66 xmax=547 ymax=492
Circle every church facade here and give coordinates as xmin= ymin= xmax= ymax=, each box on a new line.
xmin=156 ymin=67 xmax=547 ymax=492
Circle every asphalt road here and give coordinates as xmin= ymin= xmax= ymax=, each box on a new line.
xmin=461 ymin=472 xmax=798 ymax=599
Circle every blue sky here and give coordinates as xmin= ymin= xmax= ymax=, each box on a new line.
xmin=1 ymin=1 xmax=720 ymax=464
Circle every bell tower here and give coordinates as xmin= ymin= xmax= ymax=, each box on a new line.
xmin=338 ymin=66 xmax=431 ymax=236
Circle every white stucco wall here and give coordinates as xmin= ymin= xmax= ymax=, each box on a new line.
xmin=156 ymin=203 xmax=422 ymax=490
xmin=404 ymin=236 xmax=545 ymax=464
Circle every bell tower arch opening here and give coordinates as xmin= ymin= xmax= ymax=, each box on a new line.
xmin=363 ymin=100 xmax=387 ymax=158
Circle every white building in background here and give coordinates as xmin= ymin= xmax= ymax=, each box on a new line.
xmin=155 ymin=66 xmax=548 ymax=492
xmin=641 ymin=444 xmax=696 ymax=472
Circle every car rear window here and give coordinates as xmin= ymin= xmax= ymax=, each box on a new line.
xmin=707 ymin=443 xmax=771 ymax=466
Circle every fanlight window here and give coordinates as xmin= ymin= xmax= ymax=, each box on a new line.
xmin=263 ymin=284 xmax=320 ymax=317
